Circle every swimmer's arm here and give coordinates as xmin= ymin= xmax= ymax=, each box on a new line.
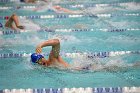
xmin=40 ymin=39 xmax=59 ymax=47
xmin=53 ymin=6 xmax=76 ymax=14
xmin=36 ymin=39 xmax=59 ymax=53
xmin=57 ymin=56 xmax=69 ymax=67
xmin=42 ymin=58 xmax=51 ymax=66
xmin=25 ymin=0 xmax=36 ymax=3
xmin=61 ymin=9 xmax=82 ymax=14
xmin=37 ymin=57 xmax=51 ymax=66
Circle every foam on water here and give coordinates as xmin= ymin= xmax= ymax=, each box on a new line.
xmin=25 ymin=54 xmax=140 ymax=72
xmin=48 ymin=33 xmax=81 ymax=43
xmin=69 ymin=56 xmax=139 ymax=71
xmin=106 ymin=35 xmax=139 ymax=44
xmin=32 ymin=1 xmax=51 ymax=12
xmin=21 ymin=19 xmax=41 ymax=31
xmin=87 ymin=6 xmax=116 ymax=14
xmin=0 ymin=34 xmax=45 ymax=47
xmin=107 ymin=20 xmax=140 ymax=28
xmin=120 ymin=2 xmax=140 ymax=10
xmin=82 ymin=2 xmax=140 ymax=15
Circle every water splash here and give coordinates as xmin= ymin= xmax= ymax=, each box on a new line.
xmin=21 ymin=19 xmax=41 ymax=31
xmin=0 ymin=35 xmax=45 ymax=47
xmin=106 ymin=35 xmax=139 ymax=44
xmin=120 ymin=2 xmax=140 ymax=10
xmin=83 ymin=6 xmax=117 ymax=14
xmin=69 ymin=56 xmax=139 ymax=71
xmin=48 ymin=33 xmax=80 ymax=43
xmin=82 ymin=2 xmax=140 ymax=15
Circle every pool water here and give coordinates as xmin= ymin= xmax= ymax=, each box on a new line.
xmin=0 ymin=0 xmax=140 ymax=89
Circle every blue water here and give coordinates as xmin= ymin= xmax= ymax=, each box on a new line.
xmin=0 ymin=0 xmax=140 ymax=89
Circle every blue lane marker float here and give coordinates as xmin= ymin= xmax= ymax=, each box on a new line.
xmin=0 ymin=28 xmax=139 ymax=35
xmin=94 ymin=87 xmax=122 ymax=93
xmin=0 ymin=0 xmax=9 ymax=3
xmin=0 ymin=13 xmax=139 ymax=20
xmin=110 ymin=28 xmax=127 ymax=32
xmin=33 ymin=88 xmax=62 ymax=93
xmin=1 ymin=30 xmax=21 ymax=35
xmin=0 ymin=53 xmax=23 ymax=58
xmin=0 ymin=50 xmax=139 ymax=59
xmin=2 ymin=87 xmax=140 ymax=93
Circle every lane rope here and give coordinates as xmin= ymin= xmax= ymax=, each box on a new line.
xmin=0 ymin=50 xmax=139 ymax=59
xmin=2 ymin=87 xmax=140 ymax=93
xmin=0 ymin=13 xmax=139 ymax=20
xmin=0 ymin=28 xmax=140 ymax=35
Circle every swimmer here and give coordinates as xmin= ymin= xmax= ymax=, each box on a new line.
xmin=49 ymin=5 xmax=81 ymax=14
xmin=31 ymin=39 xmax=69 ymax=67
xmin=5 ymin=14 xmax=24 ymax=30
xmin=21 ymin=0 xmax=81 ymax=14
xmin=20 ymin=0 xmax=36 ymax=3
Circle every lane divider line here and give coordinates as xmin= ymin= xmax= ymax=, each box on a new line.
xmin=0 ymin=50 xmax=139 ymax=59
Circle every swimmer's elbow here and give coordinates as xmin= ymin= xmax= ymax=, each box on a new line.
xmin=41 ymin=39 xmax=60 ymax=47
xmin=53 ymin=39 xmax=60 ymax=45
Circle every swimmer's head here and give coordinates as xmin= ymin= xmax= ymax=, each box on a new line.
xmin=31 ymin=53 xmax=44 ymax=63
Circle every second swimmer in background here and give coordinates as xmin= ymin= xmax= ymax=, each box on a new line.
xmin=5 ymin=13 xmax=24 ymax=30
xmin=20 ymin=0 xmax=81 ymax=14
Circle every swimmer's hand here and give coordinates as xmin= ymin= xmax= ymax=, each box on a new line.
xmin=36 ymin=45 xmax=42 ymax=54
xmin=17 ymin=26 xmax=24 ymax=29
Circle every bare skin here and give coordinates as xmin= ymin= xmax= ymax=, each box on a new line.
xmin=53 ymin=5 xmax=80 ymax=14
xmin=5 ymin=14 xmax=24 ymax=30
xmin=23 ymin=0 xmax=36 ymax=3
xmin=23 ymin=0 xmax=81 ymax=14
xmin=36 ymin=39 xmax=69 ymax=67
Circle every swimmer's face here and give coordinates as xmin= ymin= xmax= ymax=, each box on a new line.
xmin=37 ymin=58 xmax=46 ymax=65
xmin=37 ymin=58 xmax=42 ymax=64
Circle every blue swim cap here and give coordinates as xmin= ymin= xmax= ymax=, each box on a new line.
xmin=31 ymin=53 xmax=44 ymax=63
